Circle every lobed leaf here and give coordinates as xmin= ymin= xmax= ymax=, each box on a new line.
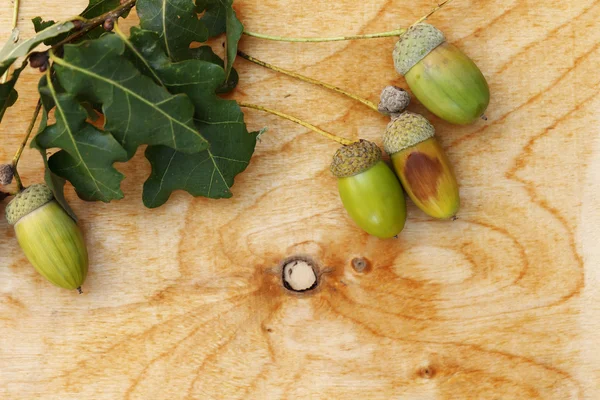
xmin=0 ymin=21 xmax=74 ymax=76
xmin=196 ymin=0 xmax=243 ymax=82
xmin=35 ymin=74 xmax=128 ymax=202
xmin=81 ymin=0 xmax=124 ymax=17
xmin=32 ymin=76 xmax=77 ymax=219
xmin=136 ymin=0 xmax=208 ymax=61
xmin=190 ymin=46 xmax=238 ymax=93
xmin=50 ymin=34 xmax=209 ymax=158
xmin=0 ymin=62 xmax=26 ymax=125
xmin=121 ymin=28 xmax=256 ymax=207
xmin=32 ymin=17 xmax=68 ymax=46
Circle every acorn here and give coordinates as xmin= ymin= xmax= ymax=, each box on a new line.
xmin=383 ymin=112 xmax=459 ymax=219
xmin=330 ymin=140 xmax=406 ymax=238
xmin=393 ymin=23 xmax=490 ymax=125
xmin=5 ymin=184 xmax=88 ymax=291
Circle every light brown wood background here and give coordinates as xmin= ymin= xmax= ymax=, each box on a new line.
xmin=1 ymin=0 xmax=599 ymax=398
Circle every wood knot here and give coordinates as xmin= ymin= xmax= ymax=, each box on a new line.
xmin=417 ymin=365 xmax=436 ymax=379
xmin=281 ymin=256 xmax=319 ymax=293
xmin=351 ymin=257 xmax=370 ymax=273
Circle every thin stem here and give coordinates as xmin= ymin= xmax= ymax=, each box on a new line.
xmin=238 ymin=102 xmax=355 ymax=146
xmin=12 ymin=100 xmax=42 ymax=191
xmin=1 ymin=0 xmax=20 ymax=84
xmin=409 ymin=0 xmax=454 ymax=28
xmin=242 ymin=0 xmax=453 ymax=43
xmin=52 ymin=0 xmax=136 ymax=49
xmin=237 ymin=50 xmax=379 ymax=113
xmin=11 ymin=0 xmax=20 ymax=29
xmin=243 ymin=29 xmax=406 ymax=43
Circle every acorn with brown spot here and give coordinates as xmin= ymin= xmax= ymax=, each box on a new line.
xmin=383 ymin=112 xmax=459 ymax=219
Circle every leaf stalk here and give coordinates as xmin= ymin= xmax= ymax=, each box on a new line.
xmin=237 ymin=50 xmax=379 ymax=113
xmin=238 ymin=102 xmax=355 ymax=146
xmin=242 ymin=0 xmax=453 ymax=43
xmin=242 ymin=29 xmax=406 ymax=43
xmin=1 ymin=0 xmax=20 ymax=84
xmin=12 ymin=99 xmax=42 ymax=191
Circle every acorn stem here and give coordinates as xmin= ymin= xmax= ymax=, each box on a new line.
xmin=238 ymin=102 xmax=356 ymax=145
xmin=241 ymin=0 xmax=453 ymax=43
xmin=11 ymin=0 xmax=20 ymax=28
xmin=243 ymin=28 xmax=406 ymax=43
xmin=237 ymin=50 xmax=379 ymax=113
xmin=409 ymin=0 xmax=454 ymax=29
xmin=0 ymin=0 xmax=20 ymax=84
xmin=12 ymin=99 xmax=42 ymax=191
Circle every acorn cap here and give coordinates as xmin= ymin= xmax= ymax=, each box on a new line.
xmin=330 ymin=140 xmax=382 ymax=178
xmin=393 ymin=23 xmax=445 ymax=75
xmin=382 ymin=112 xmax=435 ymax=154
xmin=378 ymin=86 xmax=411 ymax=116
xmin=5 ymin=183 xmax=54 ymax=225
xmin=0 ymin=164 xmax=13 ymax=185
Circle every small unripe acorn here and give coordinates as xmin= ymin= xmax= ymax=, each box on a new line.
xmin=5 ymin=184 xmax=88 ymax=291
xmin=383 ymin=112 xmax=459 ymax=219
xmin=0 ymin=164 xmax=13 ymax=185
xmin=393 ymin=23 xmax=490 ymax=125
xmin=331 ymin=140 xmax=406 ymax=238
xmin=378 ymin=85 xmax=411 ymax=117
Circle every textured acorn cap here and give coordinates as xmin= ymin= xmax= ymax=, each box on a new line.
xmin=0 ymin=164 xmax=13 ymax=185
xmin=5 ymin=183 xmax=54 ymax=225
xmin=393 ymin=23 xmax=445 ymax=75
xmin=330 ymin=140 xmax=382 ymax=178
xmin=378 ymin=86 xmax=411 ymax=115
xmin=383 ymin=112 xmax=435 ymax=154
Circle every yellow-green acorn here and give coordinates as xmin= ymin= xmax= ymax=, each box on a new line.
xmin=383 ymin=112 xmax=459 ymax=219
xmin=5 ymin=184 xmax=88 ymax=291
xmin=330 ymin=140 xmax=406 ymax=238
xmin=393 ymin=23 xmax=490 ymax=125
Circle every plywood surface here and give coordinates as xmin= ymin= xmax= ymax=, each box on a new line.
xmin=1 ymin=0 xmax=599 ymax=398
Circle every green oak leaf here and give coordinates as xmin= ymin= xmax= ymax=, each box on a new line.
xmin=35 ymin=74 xmax=128 ymax=202
xmin=196 ymin=0 xmax=243 ymax=81
xmin=190 ymin=46 xmax=238 ymax=93
xmin=38 ymin=149 xmax=78 ymax=220
xmin=0 ymin=21 xmax=74 ymax=76
xmin=0 ymin=62 xmax=25 ymax=124
xmin=32 ymin=76 xmax=77 ymax=219
xmin=32 ymin=17 xmax=68 ymax=46
xmin=121 ymin=28 xmax=256 ymax=207
xmin=31 ymin=17 xmax=55 ymax=32
xmin=50 ymin=34 xmax=209 ymax=158
xmin=32 ymin=143 xmax=79 ymax=221
xmin=136 ymin=0 xmax=208 ymax=61
xmin=196 ymin=0 xmax=225 ymax=36
xmin=81 ymin=0 xmax=123 ymax=17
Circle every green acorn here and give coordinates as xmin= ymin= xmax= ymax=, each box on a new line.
xmin=5 ymin=184 xmax=88 ymax=291
xmin=393 ymin=23 xmax=490 ymax=125
xmin=383 ymin=112 xmax=459 ymax=219
xmin=331 ymin=140 xmax=406 ymax=238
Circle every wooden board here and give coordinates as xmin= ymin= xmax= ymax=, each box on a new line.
xmin=1 ymin=0 xmax=599 ymax=398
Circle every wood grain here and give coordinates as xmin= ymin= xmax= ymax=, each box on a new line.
xmin=1 ymin=0 xmax=599 ymax=398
